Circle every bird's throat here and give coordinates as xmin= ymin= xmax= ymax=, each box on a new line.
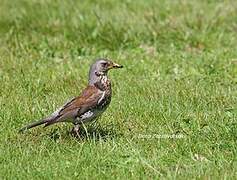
xmin=94 ymin=75 xmax=111 ymax=91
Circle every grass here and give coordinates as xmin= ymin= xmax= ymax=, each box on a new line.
xmin=0 ymin=0 xmax=237 ymax=179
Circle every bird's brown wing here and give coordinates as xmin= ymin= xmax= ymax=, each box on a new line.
xmin=45 ymin=85 xmax=103 ymax=126
xmin=59 ymin=85 xmax=102 ymax=114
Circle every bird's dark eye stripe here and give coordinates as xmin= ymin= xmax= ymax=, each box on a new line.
xmin=102 ymin=62 xmax=108 ymax=66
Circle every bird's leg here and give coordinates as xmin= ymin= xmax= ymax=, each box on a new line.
xmin=71 ymin=124 xmax=81 ymax=138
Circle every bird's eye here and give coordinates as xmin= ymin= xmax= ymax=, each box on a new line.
xmin=101 ymin=62 xmax=108 ymax=67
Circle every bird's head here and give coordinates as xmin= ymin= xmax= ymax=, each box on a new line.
xmin=89 ymin=58 xmax=123 ymax=84
xmin=90 ymin=58 xmax=123 ymax=76
xmin=93 ymin=58 xmax=123 ymax=75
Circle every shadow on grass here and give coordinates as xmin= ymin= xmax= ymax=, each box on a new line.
xmin=47 ymin=123 xmax=122 ymax=142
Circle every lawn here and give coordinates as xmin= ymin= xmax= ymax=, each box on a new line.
xmin=0 ymin=0 xmax=236 ymax=179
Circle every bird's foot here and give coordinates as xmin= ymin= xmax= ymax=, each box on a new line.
xmin=71 ymin=125 xmax=81 ymax=139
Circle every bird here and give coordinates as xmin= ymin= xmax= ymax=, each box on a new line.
xmin=19 ymin=58 xmax=123 ymax=134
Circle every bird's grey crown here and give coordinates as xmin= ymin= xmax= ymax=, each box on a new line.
xmin=88 ymin=58 xmax=109 ymax=85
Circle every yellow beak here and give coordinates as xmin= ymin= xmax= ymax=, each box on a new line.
xmin=112 ymin=62 xmax=123 ymax=69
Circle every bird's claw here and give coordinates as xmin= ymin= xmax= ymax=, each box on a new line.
xmin=71 ymin=125 xmax=82 ymax=139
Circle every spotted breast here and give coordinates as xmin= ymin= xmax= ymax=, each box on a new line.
xmin=76 ymin=75 xmax=112 ymax=124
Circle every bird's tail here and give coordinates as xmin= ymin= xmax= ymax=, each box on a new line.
xmin=19 ymin=116 xmax=56 ymax=133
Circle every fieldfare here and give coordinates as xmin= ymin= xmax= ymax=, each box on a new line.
xmin=19 ymin=58 xmax=123 ymax=134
